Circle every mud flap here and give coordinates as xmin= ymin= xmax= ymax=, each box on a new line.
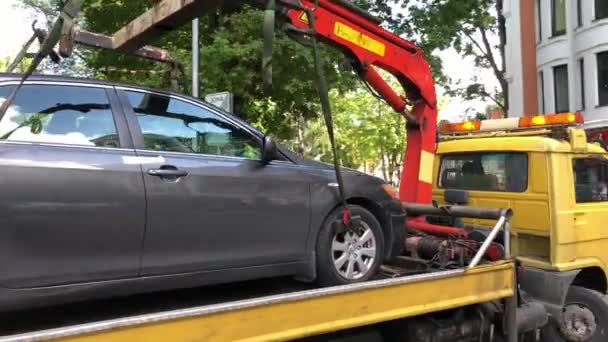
xmin=519 ymin=267 xmax=580 ymax=319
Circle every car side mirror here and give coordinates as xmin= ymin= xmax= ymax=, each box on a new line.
xmin=261 ymin=136 xmax=278 ymax=165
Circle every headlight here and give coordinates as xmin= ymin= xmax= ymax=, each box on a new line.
xmin=382 ymin=184 xmax=399 ymax=199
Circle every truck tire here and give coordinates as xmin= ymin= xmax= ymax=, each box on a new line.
xmin=542 ymin=286 xmax=608 ymax=342
xmin=316 ymin=205 xmax=384 ymax=286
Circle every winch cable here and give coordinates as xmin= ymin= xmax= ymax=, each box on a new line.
xmin=263 ymin=0 xmax=353 ymax=227
xmin=302 ymin=3 xmax=354 ymax=228
xmin=262 ymin=0 xmax=276 ymax=90
xmin=0 ymin=0 xmax=84 ymax=122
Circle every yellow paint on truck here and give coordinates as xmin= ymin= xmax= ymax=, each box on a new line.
xmin=49 ymin=263 xmax=513 ymax=342
xmin=432 ymin=129 xmax=608 ymax=282
xmin=333 ymin=22 xmax=386 ymax=57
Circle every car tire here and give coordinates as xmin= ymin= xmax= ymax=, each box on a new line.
xmin=541 ymin=286 xmax=608 ymax=342
xmin=316 ymin=205 xmax=385 ymax=286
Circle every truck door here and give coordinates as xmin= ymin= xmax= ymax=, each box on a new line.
xmin=571 ymin=157 xmax=608 ymax=244
xmin=0 ymin=83 xmax=146 ymax=288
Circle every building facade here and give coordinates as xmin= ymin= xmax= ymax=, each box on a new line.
xmin=505 ymin=0 xmax=608 ymax=127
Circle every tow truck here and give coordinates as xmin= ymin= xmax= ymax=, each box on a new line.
xmin=0 ymin=0 xmax=560 ymax=341
xmin=435 ymin=112 xmax=608 ymax=342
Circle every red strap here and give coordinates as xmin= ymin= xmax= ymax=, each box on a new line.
xmin=342 ymin=207 xmax=351 ymax=225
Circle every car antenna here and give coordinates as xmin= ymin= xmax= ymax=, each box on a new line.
xmin=0 ymin=0 xmax=84 ymax=122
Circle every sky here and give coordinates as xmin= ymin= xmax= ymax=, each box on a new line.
xmin=0 ymin=0 xmax=498 ymax=122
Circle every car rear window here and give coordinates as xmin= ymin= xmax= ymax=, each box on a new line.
xmin=438 ymin=152 xmax=528 ymax=192
xmin=0 ymin=85 xmax=119 ymax=148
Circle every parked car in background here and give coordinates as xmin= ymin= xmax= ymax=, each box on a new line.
xmin=0 ymin=74 xmax=405 ymax=311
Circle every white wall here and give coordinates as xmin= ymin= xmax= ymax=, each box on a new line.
xmin=507 ymin=0 xmax=608 ymax=121
xmin=504 ymin=0 xmax=524 ymax=116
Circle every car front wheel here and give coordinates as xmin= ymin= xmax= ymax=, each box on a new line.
xmin=316 ymin=205 xmax=384 ymax=286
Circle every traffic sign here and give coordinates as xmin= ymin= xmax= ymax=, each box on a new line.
xmin=205 ymin=91 xmax=234 ymax=112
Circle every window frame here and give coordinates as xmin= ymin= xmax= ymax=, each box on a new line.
xmin=539 ymin=70 xmax=546 ymax=113
xmin=551 ymin=0 xmax=567 ymax=36
xmin=579 ymin=58 xmax=586 ymax=110
xmin=577 ymin=0 xmax=583 ymax=27
xmin=0 ymin=81 xmax=129 ymax=150
xmin=598 ymin=51 xmax=608 ymax=107
xmin=117 ymin=87 xmax=272 ymax=161
xmin=596 ymin=0 xmax=608 ymax=20
xmin=537 ymin=0 xmax=543 ymax=41
xmin=553 ymin=64 xmax=570 ymax=113
xmin=437 ymin=152 xmax=529 ymax=193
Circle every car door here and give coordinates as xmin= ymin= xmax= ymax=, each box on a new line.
xmin=118 ymin=88 xmax=311 ymax=276
xmin=0 ymin=82 xmax=146 ymax=288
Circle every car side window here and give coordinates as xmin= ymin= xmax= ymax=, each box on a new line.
xmin=0 ymin=85 xmax=119 ymax=148
xmin=126 ymin=91 xmax=262 ymax=159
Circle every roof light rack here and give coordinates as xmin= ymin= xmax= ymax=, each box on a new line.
xmin=439 ymin=112 xmax=583 ymax=136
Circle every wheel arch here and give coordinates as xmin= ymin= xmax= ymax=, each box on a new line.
xmin=296 ymin=197 xmax=394 ymax=282
xmin=572 ymin=266 xmax=608 ymax=294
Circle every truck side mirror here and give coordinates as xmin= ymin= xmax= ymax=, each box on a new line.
xmin=261 ymin=136 xmax=278 ymax=165
xmin=445 ymin=189 xmax=469 ymax=205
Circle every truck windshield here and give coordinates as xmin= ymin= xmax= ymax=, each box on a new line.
xmin=438 ymin=152 xmax=528 ymax=192
xmin=573 ymin=158 xmax=608 ymax=202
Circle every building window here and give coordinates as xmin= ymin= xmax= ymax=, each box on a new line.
xmin=578 ymin=0 xmax=583 ymax=27
xmin=579 ymin=59 xmax=585 ymax=110
xmin=553 ymin=64 xmax=570 ymax=112
xmin=597 ymin=0 xmax=608 ymax=20
xmin=537 ymin=0 xmax=543 ymax=41
xmin=552 ymin=0 xmax=567 ymax=36
xmin=599 ymin=52 xmax=608 ymax=107
xmin=539 ymin=71 xmax=546 ymax=113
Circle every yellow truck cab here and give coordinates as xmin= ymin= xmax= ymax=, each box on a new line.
xmin=433 ymin=112 xmax=608 ymax=342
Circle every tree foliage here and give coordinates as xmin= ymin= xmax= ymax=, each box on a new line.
xmin=396 ymin=0 xmax=507 ymax=113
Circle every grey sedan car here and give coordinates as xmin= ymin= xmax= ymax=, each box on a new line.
xmin=0 ymin=74 xmax=405 ymax=311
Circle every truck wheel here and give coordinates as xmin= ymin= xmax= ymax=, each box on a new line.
xmin=542 ymin=286 xmax=608 ymax=342
xmin=316 ymin=205 xmax=384 ymax=286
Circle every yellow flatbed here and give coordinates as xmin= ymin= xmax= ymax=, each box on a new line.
xmin=0 ymin=261 xmax=514 ymax=342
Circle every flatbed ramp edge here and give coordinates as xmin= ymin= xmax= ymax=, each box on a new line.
xmin=1 ymin=261 xmax=514 ymax=342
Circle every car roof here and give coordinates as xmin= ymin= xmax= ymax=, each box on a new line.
xmin=0 ymin=72 xmax=258 ymax=132
xmin=0 ymin=72 xmax=185 ymax=98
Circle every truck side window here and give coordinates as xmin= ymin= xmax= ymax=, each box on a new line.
xmin=0 ymin=85 xmax=119 ymax=148
xmin=573 ymin=158 xmax=608 ymax=203
xmin=439 ymin=153 xmax=528 ymax=192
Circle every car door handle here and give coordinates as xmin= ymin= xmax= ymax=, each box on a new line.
xmin=147 ymin=167 xmax=188 ymax=178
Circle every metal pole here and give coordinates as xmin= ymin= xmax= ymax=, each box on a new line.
xmin=468 ymin=215 xmax=506 ymax=268
xmin=503 ymin=219 xmax=517 ymax=342
xmin=192 ymin=18 xmax=199 ymax=98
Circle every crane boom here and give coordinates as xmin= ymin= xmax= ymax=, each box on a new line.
xmin=279 ymin=0 xmax=438 ymax=206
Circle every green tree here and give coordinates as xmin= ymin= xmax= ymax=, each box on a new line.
xmin=395 ymin=0 xmax=507 ymax=113
xmin=20 ymin=0 xmax=359 ymax=140
xmin=289 ymin=86 xmax=407 ymax=185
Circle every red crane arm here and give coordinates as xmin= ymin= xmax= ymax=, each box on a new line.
xmin=282 ymin=0 xmax=438 ymax=206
